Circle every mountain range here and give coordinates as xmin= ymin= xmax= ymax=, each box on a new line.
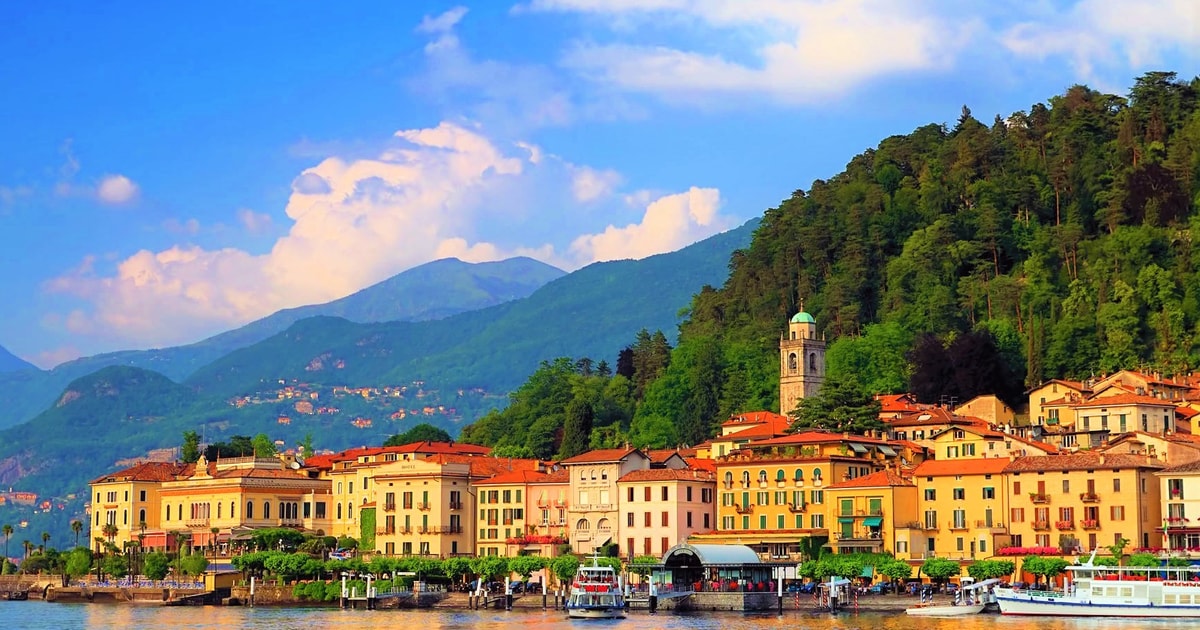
xmin=0 ymin=345 xmax=36 ymax=374
xmin=0 ymin=256 xmax=564 ymax=431
xmin=0 ymin=218 xmax=757 ymax=499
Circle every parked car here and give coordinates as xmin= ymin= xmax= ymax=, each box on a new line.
xmin=867 ymin=582 xmax=891 ymax=595
xmin=510 ymin=581 xmax=525 ymax=593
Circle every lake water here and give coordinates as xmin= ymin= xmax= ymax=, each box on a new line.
xmin=2 ymin=601 xmax=1196 ymax=630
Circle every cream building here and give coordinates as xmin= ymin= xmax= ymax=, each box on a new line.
xmin=89 ymin=462 xmax=187 ymax=551
xmin=616 ymin=468 xmax=716 ymax=558
xmin=559 ymin=448 xmax=653 ymax=555
xmin=1157 ymin=460 xmax=1200 ymax=549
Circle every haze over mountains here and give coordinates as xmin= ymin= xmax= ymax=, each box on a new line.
xmin=0 ymin=219 xmax=757 ymax=499
xmin=0 ymin=256 xmax=565 ymax=431
xmin=0 ymin=346 xmax=36 ymax=374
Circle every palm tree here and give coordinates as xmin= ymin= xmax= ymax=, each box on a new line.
xmin=71 ymin=520 xmax=83 ymax=549
xmin=22 ymin=540 xmax=33 ymax=560
xmin=41 ymin=531 xmax=51 ymax=551
xmin=2 ymin=524 xmax=12 ymax=561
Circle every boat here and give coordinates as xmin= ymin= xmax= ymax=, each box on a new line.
xmin=565 ymin=556 xmax=626 ymax=619
xmin=906 ymin=578 xmax=1000 ymax=616
xmin=995 ymin=550 xmax=1200 ymax=617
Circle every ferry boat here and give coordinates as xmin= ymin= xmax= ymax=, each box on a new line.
xmin=565 ymin=556 xmax=626 ymax=619
xmin=995 ymin=551 xmax=1200 ymax=617
xmin=906 ymin=578 xmax=999 ymax=616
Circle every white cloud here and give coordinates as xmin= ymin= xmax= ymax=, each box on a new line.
xmin=44 ymin=120 xmax=736 ymax=350
xmin=529 ymin=0 xmax=975 ymax=104
xmin=570 ymin=165 xmax=622 ymax=202
xmin=237 ymin=208 xmax=273 ymax=235
xmin=418 ymin=6 xmax=469 ymax=34
xmin=569 ymin=186 xmax=727 ymax=262
xmin=96 ymin=174 xmax=139 ymax=205
xmin=162 ymin=217 xmax=201 ymax=236
xmin=1000 ymin=0 xmax=1200 ymax=82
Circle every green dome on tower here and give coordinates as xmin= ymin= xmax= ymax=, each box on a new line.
xmin=790 ymin=311 xmax=815 ymax=324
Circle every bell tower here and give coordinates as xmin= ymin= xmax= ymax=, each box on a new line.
xmin=779 ymin=301 xmax=825 ymax=415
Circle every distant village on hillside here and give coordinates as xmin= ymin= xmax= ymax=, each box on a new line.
xmin=69 ymin=307 xmax=1200 ymax=573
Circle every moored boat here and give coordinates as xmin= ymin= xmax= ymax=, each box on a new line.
xmin=565 ymin=556 xmax=625 ymax=619
xmin=906 ymin=578 xmax=999 ymax=616
xmin=995 ymin=551 xmax=1200 ymax=617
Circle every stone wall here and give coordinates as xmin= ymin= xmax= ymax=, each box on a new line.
xmin=664 ymin=591 xmax=779 ymax=611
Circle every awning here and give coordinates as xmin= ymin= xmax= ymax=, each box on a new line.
xmin=877 ymin=445 xmax=897 ymax=456
xmin=848 ymin=443 xmax=868 ymax=454
xmin=837 ymin=517 xmax=854 ymax=524
xmin=860 ymin=566 xmax=875 ymax=578
xmin=863 ymin=516 xmax=883 ymax=527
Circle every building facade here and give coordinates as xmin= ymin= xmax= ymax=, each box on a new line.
xmin=616 ymin=468 xmax=716 ymax=558
xmin=779 ymin=307 xmax=825 ymax=415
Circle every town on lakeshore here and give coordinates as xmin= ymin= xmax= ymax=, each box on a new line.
xmin=7 ymin=308 xmax=1200 ymax=616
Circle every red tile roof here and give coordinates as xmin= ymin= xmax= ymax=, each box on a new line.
xmin=826 ymin=469 xmax=913 ymax=489
xmin=559 ymin=448 xmax=644 ymax=464
xmin=912 ymin=458 xmax=1010 ymax=477
xmin=645 ymin=449 xmax=687 ymax=464
xmin=531 ymin=469 xmax=571 ymax=484
xmin=424 ymin=454 xmax=542 ymax=477
xmin=720 ymin=411 xmax=789 ymax=427
xmin=1071 ymin=393 xmax=1177 ymax=408
xmin=91 ymin=461 xmax=188 ymax=484
xmin=618 ymin=468 xmax=715 ymax=482
xmin=1161 ymin=459 xmax=1200 ymax=474
xmin=474 ymin=469 xmax=552 ymax=486
xmin=685 ymin=458 xmax=717 ymax=473
xmin=1004 ymin=452 xmax=1163 ymax=473
xmin=747 ymin=430 xmax=891 ymax=448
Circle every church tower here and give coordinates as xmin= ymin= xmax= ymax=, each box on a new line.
xmin=779 ymin=303 xmax=826 ymax=415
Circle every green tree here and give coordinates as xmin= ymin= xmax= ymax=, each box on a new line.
xmin=102 ymin=554 xmax=129 ymax=579
xmin=558 ymin=399 xmax=594 ymax=460
xmin=251 ymin=433 xmax=277 ymax=458
xmin=64 ymin=549 xmax=93 ymax=580
xmin=921 ymin=557 xmax=961 ymax=585
xmin=789 ymin=372 xmax=883 ymax=433
xmin=1107 ymin=536 xmax=1130 ymax=563
xmin=384 ymin=423 xmax=452 ymax=446
xmin=966 ymin=559 xmax=1015 ymax=580
xmin=70 ymin=520 xmax=83 ymax=548
xmin=877 ymin=560 xmax=912 ymax=594
xmin=143 ymin=552 xmax=170 ymax=580
xmin=179 ymin=553 xmax=209 ymax=577
xmin=469 ymin=555 xmax=509 ymax=581
xmin=298 ymin=433 xmax=315 ymax=458
xmin=1022 ymin=555 xmax=1069 ymax=585
xmin=2 ymin=524 xmax=11 ymax=561
xmin=1126 ymin=552 xmax=1160 ymax=568
xmin=181 ymin=430 xmax=201 ymax=464
xmin=550 ymin=555 xmax=580 ymax=585
xmin=507 ymin=555 xmax=546 ymax=580
xmin=490 ymin=444 xmax=537 ymax=459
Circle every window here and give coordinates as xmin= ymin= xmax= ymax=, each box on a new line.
xmin=264 ymin=502 xmax=270 ymax=519
xmin=662 ymin=512 xmax=669 ymax=526
xmin=952 ymin=509 xmax=966 ymax=529
xmin=644 ymin=512 xmax=651 ymax=527
xmin=1013 ymin=481 xmax=1021 ymax=495
xmin=924 ymin=510 xmax=938 ymax=529
xmin=686 ymin=486 xmax=693 ymax=502
xmin=1111 ymin=505 xmax=1125 ymax=520
xmin=1062 ymin=480 xmax=1070 ymax=493
xmin=759 ymin=515 xmax=767 ymax=529
xmin=645 ymin=487 xmax=652 ymax=501
xmin=1113 ymin=478 xmax=1121 ymax=492
xmin=953 ymin=488 xmax=965 ymax=500
xmin=795 ymin=514 xmax=804 ymax=529
xmin=924 ymin=489 xmax=936 ymax=501
xmin=662 ymin=486 xmax=669 ymax=501
xmin=983 ymin=487 xmax=995 ymax=500
xmin=247 ymin=501 xmax=255 ymax=519
xmin=810 ymin=490 xmax=823 ymax=504
xmin=628 ymin=487 xmax=635 ymax=502
xmin=687 ymin=512 xmax=693 ymax=527
xmin=139 ymin=490 xmax=146 ymax=502
xmin=1011 ymin=507 xmax=1024 ymax=522
xmin=811 ymin=514 xmax=824 ymax=528
xmin=1169 ymin=479 xmax=1185 ymax=500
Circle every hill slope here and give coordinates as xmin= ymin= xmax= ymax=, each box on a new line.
xmin=0 ymin=257 xmax=563 ymax=430
xmin=0 ymin=344 xmax=36 ymax=373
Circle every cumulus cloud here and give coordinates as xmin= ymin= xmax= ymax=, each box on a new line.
xmin=96 ymin=174 xmax=140 ymax=205
xmin=1000 ymin=0 xmax=1200 ymax=82
xmin=529 ymin=0 xmax=976 ymax=104
xmin=418 ymin=6 xmax=469 ymax=34
xmin=569 ymin=186 xmax=727 ymax=262
xmin=570 ymin=165 xmax=622 ymax=202
xmin=45 ymin=119 xmax=736 ymax=349
xmin=237 ymin=208 xmax=273 ymax=235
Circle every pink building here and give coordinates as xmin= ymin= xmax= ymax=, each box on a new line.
xmin=616 ymin=468 xmax=716 ymax=559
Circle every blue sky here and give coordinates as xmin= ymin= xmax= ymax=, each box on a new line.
xmin=1 ymin=1 xmax=1197 ymax=368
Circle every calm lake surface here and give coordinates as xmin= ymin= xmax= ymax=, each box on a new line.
xmin=3 ymin=601 xmax=1199 ymax=630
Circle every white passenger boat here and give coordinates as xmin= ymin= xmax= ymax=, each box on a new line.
xmin=906 ymin=578 xmax=999 ymax=616
xmin=995 ymin=551 xmax=1200 ymax=617
xmin=565 ymin=556 xmax=626 ymax=619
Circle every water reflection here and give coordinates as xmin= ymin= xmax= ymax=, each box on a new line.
xmin=0 ymin=601 xmax=1195 ymax=630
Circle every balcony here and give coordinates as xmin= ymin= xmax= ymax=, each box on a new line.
xmin=1030 ymin=493 xmax=1051 ymax=504
xmin=1080 ymin=492 xmax=1100 ymax=503
xmin=449 ymin=501 xmax=463 ymax=510
xmin=383 ymin=503 xmax=396 ymax=512
xmin=949 ymin=521 xmax=968 ymax=531
xmin=787 ymin=503 xmax=806 ymax=513
xmin=794 ymin=479 xmax=804 ymax=488
xmin=1056 ymin=520 xmax=1075 ymax=530
xmin=776 ymin=480 xmax=787 ymax=488
xmin=377 ymin=526 xmax=396 ymax=535
xmin=722 ymin=481 xmax=734 ymax=490
xmin=1166 ymin=517 xmax=1191 ymax=529
xmin=417 ymin=526 xmax=428 ymax=534
xmin=923 ymin=522 xmax=939 ymax=531
xmin=417 ymin=502 xmax=431 ymax=511
xmin=185 ymin=518 xmax=209 ymax=528
xmin=735 ymin=504 xmax=755 ymax=515
xmin=398 ymin=526 xmax=412 ymax=534
xmin=1081 ymin=519 xmax=1100 ymax=530
xmin=1032 ymin=520 xmax=1050 ymax=531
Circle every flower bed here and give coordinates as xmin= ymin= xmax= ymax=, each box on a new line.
xmin=996 ymin=546 xmax=1060 ymax=556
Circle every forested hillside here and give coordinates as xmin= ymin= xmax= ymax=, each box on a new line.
xmin=461 ymin=72 xmax=1200 ymax=454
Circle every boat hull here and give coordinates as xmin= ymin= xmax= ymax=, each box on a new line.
xmin=906 ymin=603 xmax=985 ymax=616
xmin=997 ymin=594 xmax=1200 ymax=617
xmin=566 ymin=607 xmax=625 ymax=619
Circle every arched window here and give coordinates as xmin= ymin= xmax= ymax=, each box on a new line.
xmin=347 ymin=503 xmax=354 ymax=520
xmin=776 ymin=469 xmax=786 ymax=481
xmin=279 ymin=502 xmax=285 ymax=520
xmin=597 ymin=518 xmax=611 ymax=533
xmin=788 ymin=353 xmax=797 ymax=370
xmin=231 ymin=502 xmax=235 ymax=518
xmin=758 ymin=470 xmax=767 ymax=483
xmin=166 ymin=505 xmax=172 ymax=521
xmin=590 ymin=469 xmax=596 ymax=480
xmin=601 ymin=470 xmax=608 ymax=480
xmin=813 ymin=468 xmax=822 ymax=479
xmin=246 ymin=501 xmax=254 ymax=519
xmin=724 ymin=472 xmax=733 ymax=485
xmin=264 ymin=501 xmax=271 ymax=519
xmin=576 ymin=519 xmax=590 ymax=531
xmin=791 ymin=331 xmax=796 ymax=340
xmin=809 ymin=353 xmax=817 ymax=371
xmin=139 ymin=508 xmax=146 ymax=524
xmin=741 ymin=471 xmax=750 ymax=486
xmin=794 ymin=468 xmax=804 ymax=480
xmin=217 ymin=503 xmax=222 ymax=519
xmin=336 ymin=503 xmax=342 ymax=519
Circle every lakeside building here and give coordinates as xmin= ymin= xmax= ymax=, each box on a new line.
xmin=1157 ymin=460 xmax=1200 ymax=549
xmin=473 ymin=469 xmax=566 ymax=558
xmin=824 ymin=468 xmax=916 ymax=558
xmin=558 ymin=448 xmax=653 ymax=556
xmin=616 ymin=467 xmax=716 ymax=558
xmin=910 ymin=458 xmax=1011 ymax=562
xmin=1003 ymin=452 xmax=1164 ymax=552
xmin=89 ymin=462 xmax=188 ymax=551
xmin=924 ymin=423 xmax=1058 ymax=460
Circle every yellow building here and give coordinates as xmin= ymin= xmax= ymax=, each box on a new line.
xmin=371 ymin=454 xmax=541 ymax=558
xmin=954 ymin=394 xmax=1018 ymax=426
xmin=474 ymin=469 xmax=561 ymax=557
xmin=824 ymin=469 xmax=917 ymax=558
xmin=694 ymin=431 xmax=907 ymax=559
xmin=910 ymin=458 xmax=1010 ymax=563
xmin=926 ymin=424 xmax=1057 ymax=460
xmin=89 ymin=462 xmax=186 ymax=551
xmin=559 ymin=448 xmax=654 ymax=556
xmin=157 ymin=455 xmax=332 ymax=553
xmin=1100 ymin=431 xmax=1200 ymax=467
xmin=1156 ymin=460 xmax=1200 ymax=550
xmin=1027 ymin=379 xmax=1090 ymax=428
xmin=1003 ymin=452 xmax=1164 ymax=552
